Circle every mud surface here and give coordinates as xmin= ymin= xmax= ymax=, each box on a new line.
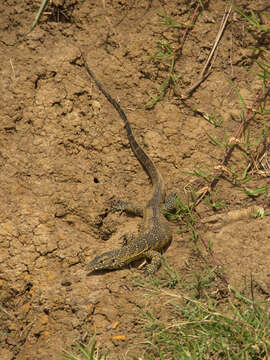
xmin=0 ymin=1 xmax=269 ymax=359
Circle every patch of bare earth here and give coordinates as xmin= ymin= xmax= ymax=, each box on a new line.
xmin=0 ymin=0 xmax=269 ymax=359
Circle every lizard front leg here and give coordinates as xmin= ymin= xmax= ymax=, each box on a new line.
xmin=113 ymin=201 xmax=144 ymax=247
xmin=112 ymin=201 xmax=144 ymax=217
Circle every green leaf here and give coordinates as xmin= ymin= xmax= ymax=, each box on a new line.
xmin=207 ymin=134 xmax=224 ymax=148
xmin=243 ymin=186 xmax=268 ymax=197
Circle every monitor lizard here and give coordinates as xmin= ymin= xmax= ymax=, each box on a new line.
xmin=82 ymin=53 xmax=173 ymax=274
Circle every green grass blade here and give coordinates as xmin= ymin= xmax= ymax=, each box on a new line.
xmin=31 ymin=0 xmax=48 ymax=31
xmin=230 ymin=80 xmax=247 ymax=118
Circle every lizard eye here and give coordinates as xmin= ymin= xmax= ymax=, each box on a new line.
xmin=99 ymin=256 xmax=108 ymax=264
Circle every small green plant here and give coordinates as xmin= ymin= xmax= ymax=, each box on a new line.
xmin=243 ymin=185 xmax=268 ymax=198
xmin=203 ymin=113 xmax=223 ymax=127
xmin=157 ymin=13 xmax=193 ymax=29
xmin=134 ymin=258 xmax=181 ymax=292
xmin=148 ymin=40 xmax=175 ymax=61
xmin=252 ymin=61 xmax=270 ymax=114
xmin=250 ymin=207 xmax=269 ymax=218
xmin=164 ymin=194 xmax=197 ymax=234
xmin=204 ymin=192 xmax=226 ymax=211
xmin=233 ymin=3 xmax=270 ymax=32
xmin=145 ymin=41 xmax=182 ymax=108
xmin=207 ymin=129 xmax=240 ymax=150
xmin=188 ymin=266 xmax=218 ymax=297
xmin=61 ymin=336 xmax=108 ymax=360
xmin=254 ymin=61 xmax=270 ymax=84
xmin=145 ymin=10 xmax=192 ymax=109
xmin=241 ymin=125 xmax=267 ymax=156
xmin=184 ymin=165 xmax=217 ymax=182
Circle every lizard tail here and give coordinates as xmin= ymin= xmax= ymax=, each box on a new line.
xmin=82 ymin=55 xmax=163 ymax=188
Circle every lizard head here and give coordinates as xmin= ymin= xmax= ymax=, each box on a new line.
xmin=86 ymin=250 xmax=123 ymax=273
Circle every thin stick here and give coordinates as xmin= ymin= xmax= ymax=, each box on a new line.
xmin=200 ymin=4 xmax=232 ymax=79
xmin=176 ymin=1 xmax=201 ymax=56
xmin=184 ymin=4 xmax=232 ymax=96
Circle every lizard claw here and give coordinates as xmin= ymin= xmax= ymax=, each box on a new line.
xmin=111 ymin=200 xmax=128 ymax=214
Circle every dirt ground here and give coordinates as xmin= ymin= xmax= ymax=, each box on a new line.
xmin=0 ymin=0 xmax=269 ymax=359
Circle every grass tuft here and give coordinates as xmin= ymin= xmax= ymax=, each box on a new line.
xmin=61 ymin=336 xmax=109 ymax=360
xmin=137 ymin=272 xmax=270 ymax=359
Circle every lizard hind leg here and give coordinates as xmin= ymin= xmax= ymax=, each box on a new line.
xmin=163 ymin=192 xmax=178 ymax=213
xmin=143 ymin=250 xmax=162 ymax=275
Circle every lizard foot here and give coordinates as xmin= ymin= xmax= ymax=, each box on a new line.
xmin=163 ymin=192 xmax=178 ymax=213
xmin=143 ymin=250 xmax=162 ymax=275
xmin=112 ymin=201 xmax=143 ymax=217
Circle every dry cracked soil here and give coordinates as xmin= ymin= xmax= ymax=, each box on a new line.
xmin=0 ymin=0 xmax=270 ymax=359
